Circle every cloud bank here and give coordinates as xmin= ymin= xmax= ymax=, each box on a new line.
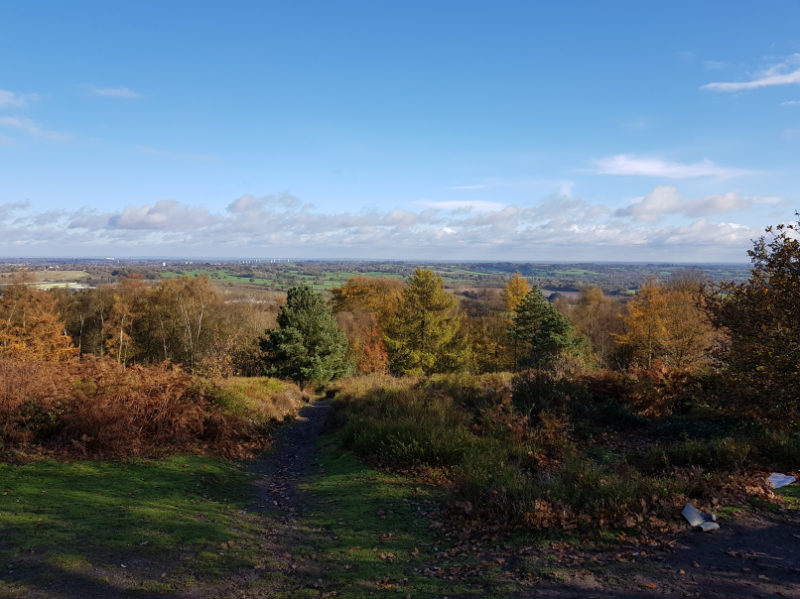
xmin=0 ymin=191 xmax=778 ymax=261
xmin=614 ymin=186 xmax=781 ymax=224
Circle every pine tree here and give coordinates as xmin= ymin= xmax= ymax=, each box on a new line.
xmin=260 ymin=285 xmax=352 ymax=389
xmin=509 ymin=287 xmax=579 ymax=370
xmin=383 ymin=268 xmax=469 ymax=375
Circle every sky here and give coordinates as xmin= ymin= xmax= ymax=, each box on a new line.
xmin=1 ymin=1 xmax=799 ymax=261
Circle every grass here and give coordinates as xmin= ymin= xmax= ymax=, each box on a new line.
xmin=0 ymin=455 xmax=266 ymax=595
xmin=284 ymin=435 xmax=520 ymax=598
xmin=209 ymin=376 xmax=306 ymax=423
xmin=0 ymin=436 xmax=521 ymax=598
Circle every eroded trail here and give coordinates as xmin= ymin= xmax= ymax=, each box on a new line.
xmin=250 ymin=399 xmax=332 ymax=518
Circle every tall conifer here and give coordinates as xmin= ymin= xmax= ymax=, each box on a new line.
xmin=383 ymin=268 xmax=469 ymax=375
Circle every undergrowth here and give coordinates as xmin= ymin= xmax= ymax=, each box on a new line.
xmin=332 ymin=372 xmax=794 ymax=531
xmin=206 ymin=376 xmax=306 ymax=424
xmin=0 ymin=358 xmax=298 ymax=459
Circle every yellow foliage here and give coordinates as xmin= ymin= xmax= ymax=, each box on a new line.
xmin=329 ymin=276 xmax=402 ymax=326
xmin=501 ymin=272 xmax=531 ymax=312
xmin=0 ymin=275 xmax=76 ymax=361
xmin=613 ymin=277 xmax=713 ymax=371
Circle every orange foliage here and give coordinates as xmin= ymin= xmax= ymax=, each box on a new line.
xmin=0 ymin=356 xmax=269 ymax=458
xmin=329 ymin=276 xmax=402 ymax=325
xmin=613 ymin=276 xmax=714 ymax=371
xmin=501 ymin=271 xmax=531 ymax=312
xmin=0 ymin=276 xmax=76 ymax=361
xmin=358 ymin=326 xmax=389 ymax=374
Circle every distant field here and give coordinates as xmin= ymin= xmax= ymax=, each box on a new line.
xmin=0 ymin=270 xmax=89 ymax=283
xmin=156 ymin=262 xmax=752 ymax=296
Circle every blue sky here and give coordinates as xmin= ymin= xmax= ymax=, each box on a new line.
xmin=1 ymin=1 xmax=798 ymax=261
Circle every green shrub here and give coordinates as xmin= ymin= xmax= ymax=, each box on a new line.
xmin=338 ymin=386 xmax=475 ymax=466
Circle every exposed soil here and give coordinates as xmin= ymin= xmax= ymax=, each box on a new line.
xmin=250 ymin=398 xmax=333 ymax=518
xmin=524 ymin=508 xmax=800 ymax=597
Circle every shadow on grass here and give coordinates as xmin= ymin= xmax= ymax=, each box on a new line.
xmin=0 ymin=454 xmax=285 ymax=597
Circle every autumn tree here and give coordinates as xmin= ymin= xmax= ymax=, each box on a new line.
xmin=383 ymin=268 xmax=469 ymax=375
xmin=260 ymin=285 xmax=352 ymax=388
xmin=329 ymin=276 xmax=403 ymax=326
xmin=568 ymin=286 xmax=627 ymax=369
xmin=706 ymin=216 xmax=800 ymax=403
xmin=103 ymin=275 xmax=149 ymax=365
xmin=329 ymin=276 xmax=401 ymax=373
xmin=0 ymin=275 xmax=76 ymax=361
xmin=613 ymin=276 xmax=714 ymax=371
xmin=460 ymin=287 xmax=514 ymax=374
xmin=501 ymin=271 xmax=531 ymax=312
xmin=509 ymin=287 xmax=581 ymax=371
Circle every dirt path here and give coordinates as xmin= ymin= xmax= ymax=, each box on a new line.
xmin=182 ymin=400 xmax=335 ymax=599
xmin=249 ymin=398 xmax=332 ymax=518
xmin=516 ymin=509 xmax=800 ymax=598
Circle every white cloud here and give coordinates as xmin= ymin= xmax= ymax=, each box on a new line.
xmin=137 ymin=146 xmax=215 ymax=161
xmin=0 ymin=89 xmax=38 ymax=108
xmin=69 ymin=200 xmax=217 ymax=231
xmin=0 ymin=134 xmax=14 ymax=146
xmin=92 ymin=87 xmax=141 ymax=98
xmin=615 ymin=185 xmax=781 ymax=223
xmin=2 ymin=191 xmax=785 ymax=261
xmin=0 ymin=117 xmax=70 ymax=141
xmin=703 ymin=54 xmax=800 ymax=91
xmin=781 ymin=100 xmax=800 ymax=106
xmin=594 ymin=155 xmax=748 ymax=179
xmin=416 ymin=200 xmax=507 ymax=212
xmin=704 ymin=60 xmax=726 ymax=70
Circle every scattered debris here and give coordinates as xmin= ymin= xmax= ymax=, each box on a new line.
xmin=767 ymin=473 xmax=796 ymax=489
xmin=682 ymin=503 xmax=719 ymax=532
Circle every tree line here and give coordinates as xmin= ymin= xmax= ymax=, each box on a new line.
xmin=1 ymin=216 xmax=798 ymax=414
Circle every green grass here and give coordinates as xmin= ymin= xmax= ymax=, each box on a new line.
xmin=0 ymin=455 xmax=269 ymax=594
xmin=289 ymin=435 xmax=519 ymax=598
xmin=0 ymin=439 xmax=522 ymax=597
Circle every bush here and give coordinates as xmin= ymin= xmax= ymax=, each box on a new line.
xmin=337 ymin=383 xmax=475 ymax=467
xmin=0 ymin=357 xmax=272 ymax=458
xmin=511 ymin=369 xmax=586 ymax=424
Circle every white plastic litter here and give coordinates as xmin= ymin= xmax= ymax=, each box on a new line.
xmin=682 ymin=503 xmax=719 ymax=532
xmin=768 ymin=473 xmax=796 ymax=489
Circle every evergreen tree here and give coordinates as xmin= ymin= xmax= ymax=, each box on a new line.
xmin=508 ymin=287 xmax=580 ymax=370
xmin=383 ymin=268 xmax=469 ymax=375
xmin=260 ymin=285 xmax=351 ymax=388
